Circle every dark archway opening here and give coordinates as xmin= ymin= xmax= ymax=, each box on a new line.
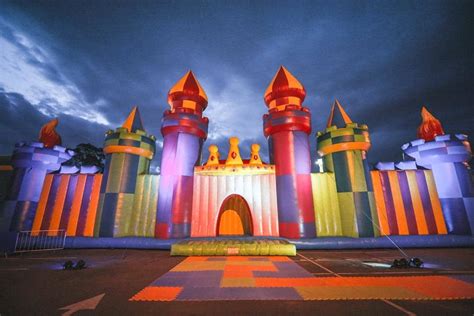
xmin=216 ymin=194 xmax=253 ymax=236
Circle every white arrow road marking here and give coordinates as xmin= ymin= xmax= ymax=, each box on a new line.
xmin=59 ymin=293 xmax=105 ymax=316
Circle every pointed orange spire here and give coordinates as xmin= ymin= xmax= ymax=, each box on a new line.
xmin=205 ymin=144 xmax=220 ymax=166
xmin=39 ymin=118 xmax=62 ymax=148
xmin=417 ymin=106 xmax=444 ymax=141
xmin=264 ymin=66 xmax=306 ymax=111
xmin=225 ymin=137 xmax=243 ymax=165
xmin=326 ymin=99 xmax=353 ymax=128
xmin=168 ymin=70 xmax=208 ymax=113
xmin=122 ymin=106 xmax=144 ymax=132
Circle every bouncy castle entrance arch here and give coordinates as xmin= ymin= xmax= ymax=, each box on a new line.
xmin=216 ymin=194 xmax=253 ymax=236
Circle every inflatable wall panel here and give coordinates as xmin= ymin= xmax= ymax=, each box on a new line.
xmin=371 ymin=170 xmax=447 ymax=236
xmin=31 ymin=174 xmax=102 ymax=236
xmin=191 ymin=173 xmax=279 ymax=237
xmin=310 ymin=173 xmax=343 ymax=236
xmin=126 ymin=174 xmax=159 ymax=237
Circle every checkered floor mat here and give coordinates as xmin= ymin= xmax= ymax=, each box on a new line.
xmin=130 ymin=256 xmax=474 ymax=301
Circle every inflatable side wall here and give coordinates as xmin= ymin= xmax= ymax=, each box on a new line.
xmin=310 ymin=173 xmax=343 ymax=236
xmin=371 ymin=169 xmax=447 ymax=235
xmin=31 ymin=174 xmax=102 ymax=236
xmin=127 ymin=174 xmax=159 ymax=237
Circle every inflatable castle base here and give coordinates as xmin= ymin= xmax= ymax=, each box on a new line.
xmin=61 ymin=235 xmax=474 ymax=251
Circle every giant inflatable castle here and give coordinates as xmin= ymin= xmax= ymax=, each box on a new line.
xmin=0 ymin=67 xmax=473 ymax=249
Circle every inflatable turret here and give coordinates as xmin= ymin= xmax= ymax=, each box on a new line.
xmin=403 ymin=106 xmax=473 ymax=234
xmin=95 ymin=107 xmax=156 ymax=237
xmin=156 ymin=71 xmax=209 ymax=238
xmin=263 ymin=66 xmax=315 ymax=238
xmin=317 ymin=100 xmax=379 ymax=237
xmin=2 ymin=119 xmax=71 ymax=231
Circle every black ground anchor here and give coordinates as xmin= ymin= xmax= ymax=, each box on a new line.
xmin=391 ymin=257 xmax=423 ymax=268
xmin=63 ymin=259 xmax=87 ymax=270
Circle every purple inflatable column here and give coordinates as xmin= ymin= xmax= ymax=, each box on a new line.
xmin=3 ymin=142 xmax=71 ymax=231
xmin=156 ymin=71 xmax=209 ymax=239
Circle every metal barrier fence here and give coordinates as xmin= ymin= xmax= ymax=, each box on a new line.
xmin=14 ymin=230 xmax=67 ymax=253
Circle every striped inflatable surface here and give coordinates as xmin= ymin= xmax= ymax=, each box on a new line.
xmin=31 ymin=174 xmax=102 ymax=236
xmin=310 ymin=173 xmax=343 ymax=236
xmin=104 ymin=127 xmax=156 ymax=160
xmin=126 ymin=174 xmax=159 ymax=237
xmin=316 ymin=123 xmax=370 ymax=156
xmin=371 ymin=170 xmax=447 ymax=235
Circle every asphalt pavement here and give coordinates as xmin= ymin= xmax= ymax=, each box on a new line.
xmin=0 ymin=247 xmax=473 ymax=315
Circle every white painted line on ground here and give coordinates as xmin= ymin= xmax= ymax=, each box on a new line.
xmin=4 ymin=257 xmax=77 ymax=260
xmin=297 ymin=253 xmax=342 ymax=277
xmin=335 ymin=271 xmax=431 ymax=275
xmin=331 ymin=270 xmax=474 ymax=275
xmin=28 ymin=257 xmax=78 ymax=260
xmin=382 ymin=299 xmax=416 ymax=316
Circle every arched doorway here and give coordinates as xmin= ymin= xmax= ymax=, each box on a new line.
xmin=216 ymin=194 xmax=253 ymax=236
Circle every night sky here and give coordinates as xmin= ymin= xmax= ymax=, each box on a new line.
xmin=0 ymin=0 xmax=472 ymax=172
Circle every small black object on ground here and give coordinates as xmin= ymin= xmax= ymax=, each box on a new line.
xmin=63 ymin=260 xmax=74 ymax=270
xmin=63 ymin=260 xmax=87 ymax=270
xmin=391 ymin=257 xmax=423 ymax=268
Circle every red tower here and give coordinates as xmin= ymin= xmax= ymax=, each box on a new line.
xmin=263 ymin=66 xmax=316 ymax=238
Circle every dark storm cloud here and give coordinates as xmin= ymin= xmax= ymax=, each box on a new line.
xmin=0 ymin=0 xmax=472 ymax=169
xmin=0 ymin=90 xmax=46 ymax=146
xmin=0 ymin=89 xmax=106 ymax=151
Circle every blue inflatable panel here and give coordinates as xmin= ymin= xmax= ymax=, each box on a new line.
xmin=290 ymin=235 xmax=474 ymax=249
xmin=375 ymin=162 xmax=395 ymax=171
xmin=65 ymin=237 xmax=177 ymax=250
xmin=395 ymin=161 xmax=417 ymax=170
xmin=63 ymin=235 xmax=474 ymax=250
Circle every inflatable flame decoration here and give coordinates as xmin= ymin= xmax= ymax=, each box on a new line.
xmin=39 ymin=118 xmax=62 ymax=148
xmin=416 ymin=106 xmax=445 ymax=142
